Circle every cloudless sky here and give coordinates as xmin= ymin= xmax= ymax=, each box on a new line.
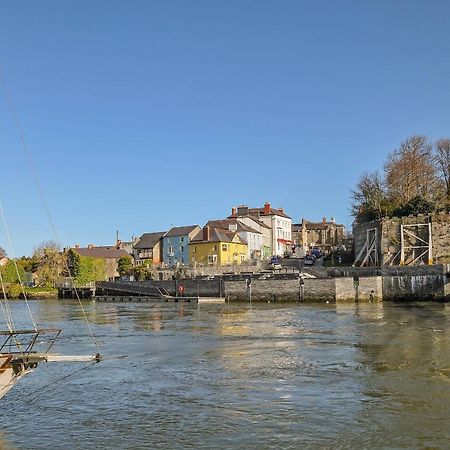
xmin=0 ymin=0 xmax=449 ymax=256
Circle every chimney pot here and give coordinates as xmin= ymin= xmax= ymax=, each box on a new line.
xmin=264 ymin=201 xmax=271 ymax=214
xmin=231 ymin=207 xmax=237 ymax=216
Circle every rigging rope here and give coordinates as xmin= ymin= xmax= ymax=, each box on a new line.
xmin=0 ymin=68 xmax=100 ymax=355
xmin=0 ymin=201 xmax=37 ymax=330
xmin=0 ymin=268 xmax=15 ymax=332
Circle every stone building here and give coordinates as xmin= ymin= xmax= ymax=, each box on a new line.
xmin=353 ymin=213 xmax=450 ymax=266
xmin=292 ymin=217 xmax=345 ymax=253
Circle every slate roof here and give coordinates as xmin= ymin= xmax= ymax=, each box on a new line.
xmin=72 ymin=246 xmax=129 ymax=259
xmin=247 ymin=207 xmax=291 ymax=219
xmin=191 ymin=227 xmax=247 ymax=245
xmin=164 ymin=225 xmax=200 ymax=238
xmin=206 ymin=219 xmax=261 ymax=234
xmin=134 ymin=232 xmax=166 ymax=249
xmin=229 ymin=207 xmax=291 ymax=220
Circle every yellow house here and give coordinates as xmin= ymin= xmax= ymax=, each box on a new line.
xmin=189 ymin=226 xmax=248 ymax=266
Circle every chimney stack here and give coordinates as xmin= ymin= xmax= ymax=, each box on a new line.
xmin=264 ymin=201 xmax=271 ymax=214
xmin=231 ymin=207 xmax=237 ymax=216
xmin=203 ymin=226 xmax=210 ymax=241
xmin=322 ymin=217 xmax=327 ymax=224
xmin=237 ymin=205 xmax=249 ymax=216
xmin=75 ymin=244 xmax=80 ymax=249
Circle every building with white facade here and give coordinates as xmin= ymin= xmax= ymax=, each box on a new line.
xmin=229 ymin=202 xmax=292 ymax=257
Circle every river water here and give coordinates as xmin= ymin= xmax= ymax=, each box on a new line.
xmin=1 ymin=300 xmax=450 ymax=449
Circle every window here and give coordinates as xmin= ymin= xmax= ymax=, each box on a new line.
xmin=180 ymin=236 xmax=185 ymax=243
xmin=222 ymin=244 xmax=228 ymax=251
xmin=193 ymin=246 xmax=197 ymax=253
xmin=180 ymin=246 xmax=184 ymax=253
xmin=240 ymin=255 xmax=245 ymax=262
xmin=168 ymin=246 xmax=174 ymax=254
xmin=213 ymin=244 xmax=217 ymax=251
xmin=208 ymin=254 xmax=217 ymax=264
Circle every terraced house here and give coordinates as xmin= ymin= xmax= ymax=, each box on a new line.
xmin=189 ymin=226 xmax=248 ymax=266
xmin=162 ymin=225 xmax=200 ymax=268
xmin=206 ymin=219 xmax=263 ymax=260
xmin=133 ymin=232 xmax=166 ymax=265
xmin=229 ymin=202 xmax=292 ymax=256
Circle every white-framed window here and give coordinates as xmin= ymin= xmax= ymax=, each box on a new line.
xmin=168 ymin=245 xmax=174 ymax=254
xmin=180 ymin=236 xmax=185 ymax=243
xmin=193 ymin=246 xmax=196 ymax=253
xmin=180 ymin=246 xmax=184 ymax=253
xmin=208 ymin=254 xmax=217 ymax=264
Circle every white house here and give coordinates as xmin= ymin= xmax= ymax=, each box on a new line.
xmin=229 ymin=202 xmax=292 ymax=257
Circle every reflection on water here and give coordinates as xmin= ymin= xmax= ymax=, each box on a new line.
xmin=1 ymin=301 xmax=450 ymax=449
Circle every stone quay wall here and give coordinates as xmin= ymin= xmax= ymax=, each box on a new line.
xmin=353 ymin=213 xmax=450 ymax=266
xmin=92 ymin=265 xmax=449 ymax=303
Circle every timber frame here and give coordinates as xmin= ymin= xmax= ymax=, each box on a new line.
xmin=353 ymin=227 xmax=379 ymax=267
xmin=399 ymin=223 xmax=433 ymax=265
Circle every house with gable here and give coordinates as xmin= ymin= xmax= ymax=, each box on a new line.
xmin=133 ymin=232 xmax=166 ymax=266
xmin=229 ymin=202 xmax=292 ymax=256
xmin=228 ymin=205 xmax=272 ymax=258
xmin=206 ymin=219 xmax=263 ymax=260
xmin=189 ymin=225 xmax=248 ymax=266
xmin=162 ymin=225 xmax=201 ymax=268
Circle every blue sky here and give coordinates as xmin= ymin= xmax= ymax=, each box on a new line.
xmin=0 ymin=1 xmax=449 ymax=256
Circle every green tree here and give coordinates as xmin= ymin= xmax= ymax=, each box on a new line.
xmin=392 ymin=195 xmax=436 ymax=217
xmin=117 ymin=256 xmax=133 ymax=276
xmin=0 ymin=260 xmax=25 ymax=283
xmin=32 ymin=241 xmax=64 ymax=287
xmin=69 ymin=250 xmax=106 ymax=285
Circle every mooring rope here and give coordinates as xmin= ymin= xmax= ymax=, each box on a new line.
xmin=27 ymin=360 xmax=99 ymax=404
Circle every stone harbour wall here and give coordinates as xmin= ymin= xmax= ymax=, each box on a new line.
xmin=353 ymin=213 xmax=450 ymax=266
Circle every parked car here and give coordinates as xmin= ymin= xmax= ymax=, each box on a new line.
xmin=270 ymin=255 xmax=282 ymax=270
xmin=304 ymin=256 xmax=315 ymax=266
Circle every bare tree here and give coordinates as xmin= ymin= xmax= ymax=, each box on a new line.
xmin=385 ymin=135 xmax=438 ymax=208
xmin=435 ymin=138 xmax=450 ymax=210
xmin=351 ymin=171 xmax=389 ymax=221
